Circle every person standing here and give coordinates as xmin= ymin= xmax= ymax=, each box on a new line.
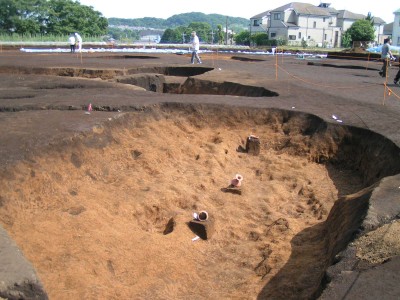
xmin=68 ymin=34 xmax=76 ymax=53
xmin=75 ymin=32 xmax=82 ymax=52
xmin=190 ymin=31 xmax=202 ymax=64
xmin=379 ymin=38 xmax=394 ymax=78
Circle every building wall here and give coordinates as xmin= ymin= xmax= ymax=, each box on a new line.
xmin=341 ymin=19 xmax=354 ymax=32
xmin=374 ymin=24 xmax=385 ymax=45
xmin=267 ymin=7 xmax=337 ymax=45
xmin=250 ymin=16 xmax=269 ymax=34
xmin=393 ymin=12 xmax=400 ymax=46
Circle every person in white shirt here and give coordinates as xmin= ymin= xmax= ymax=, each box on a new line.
xmin=68 ymin=34 xmax=76 ymax=53
xmin=75 ymin=32 xmax=83 ymax=52
xmin=190 ymin=31 xmax=202 ymax=64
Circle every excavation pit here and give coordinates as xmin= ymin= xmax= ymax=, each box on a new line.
xmin=0 ymin=64 xmax=278 ymax=97
xmin=102 ymin=55 xmax=160 ymax=60
xmin=115 ymin=75 xmax=279 ymax=96
xmin=1 ymin=104 xmax=399 ymax=299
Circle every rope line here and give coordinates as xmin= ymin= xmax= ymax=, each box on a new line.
xmin=271 ymin=50 xmax=400 ymax=104
xmin=277 ymin=64 xmax=368 ymax=89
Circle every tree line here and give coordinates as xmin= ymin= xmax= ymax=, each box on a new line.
xmin=109 ymin=12 xmax=249 ymax=32
xmin=0 ymin=0 xmax=108 ymax=36
xmin=160 ymin=22 xmax=226 ymax=44
xmin=109 ymin=12 xmax=249 ymax=45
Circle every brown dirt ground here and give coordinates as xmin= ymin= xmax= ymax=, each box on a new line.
xmin=0 ymin=50 xmax=399 ymax=299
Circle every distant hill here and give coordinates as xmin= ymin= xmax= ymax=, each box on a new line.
xmin=108 ymin=12 xmax=249 ymax=31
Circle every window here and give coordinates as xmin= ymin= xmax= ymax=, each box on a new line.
xmin=308 ymin=36 xmax=311 ymax=40
xmin=323 ymin=18 xmax=326 ymax=22
xmin=289 ymin=35 xmax=296 ymax=40
xmin=274 ymin=13 xmax=281 ymax=20
xmin=298 ymin=32 xmax=302 ymax=39
xmin=313 ymin=21 xmax=317 ymax=28
xmin=271 ymin=32 xmax=276 ymax=38
xmin=253 ymin=19 xmax=259 ymax=26
xmin=324 ymin=34 xmax=327 ymax=40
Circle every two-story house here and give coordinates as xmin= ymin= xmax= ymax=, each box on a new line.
xmin=250 ymin=2 xmax=389 ymax=47
xmin=261 ymin=2 xmax=341 ymax=47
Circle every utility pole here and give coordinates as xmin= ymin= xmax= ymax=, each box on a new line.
xmin=225 ymin=16 xmax=228 ymax=45
xmin=249 ymin=23 xmax=252 ymax=47
xmin=182 ymin=32 xmax=186 ymax=44
xmin=210 ymin=29 xmax=215 ymax=44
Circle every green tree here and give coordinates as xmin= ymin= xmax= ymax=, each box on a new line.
xmin=0 ymin=0 xmax=107 ymax=36
xmin=346 ymin=19 xmax=375 ymax=43
xmin=301 ymin=38 xmax=308 ymax=48
xmin=0 ymin=0 xmax=18 ymax=33
xmin=46 ymin=0 xmax=108 ymax=36
xmin=108 ymin=27 xmax=140 ymax=41
xmin=14 ymin=17 xmax=40 ymax=35
xmin=160 ymin=28 xmax=182 ymax=43
xmin=216 ymin=24 xmax=224 ymax=44
xmin=0 ymin=0 xmax=48 ymax=35
xmin=187 ymin=22 xmax=211 ymax=43
xmin=251 ymin=33 xmax=269 ymax=46
xmin=341 ymin=31 xmax=352 ymax=48
xmin=175 ymin=26 xmax=191 ymax=43
xmin=234 ymin=30 xmax=250 ymax=45
xmin=366 ymin=12 xmax=374 ymax=26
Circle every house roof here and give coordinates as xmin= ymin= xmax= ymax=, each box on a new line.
xmin=283 ymin=22 xmax=300 ymax=28
xmin=318 ymin=3 xmax=339 ymax=15
xmin=271 ymin=2 xmax=331 ymax=17
xmin=337 ymin=10 xmax=365 ymax=20
xmin=251 ymin=10 xmax=270 ymax=19
xmin=338 ymin=10 xmax=386 ymax=24
xmin=373 ymin=17 xmax=386 ymax=24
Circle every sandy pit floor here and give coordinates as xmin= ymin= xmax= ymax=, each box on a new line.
xmin=0 ymin=108 xmax=364 ymax=299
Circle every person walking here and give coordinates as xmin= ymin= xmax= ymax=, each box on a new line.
xmin=379 ymin=38 xmax=394 ymax=78
xmin=190 ymin=31 xmax=202 ymax=64
xmin=68 ymin=34 xmax=76 ymax=53
xmin=75 ymin=32 xmax=83 ymax=52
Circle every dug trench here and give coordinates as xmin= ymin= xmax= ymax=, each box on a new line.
xmin=1 ymin=102 xmax=400 ymax=299
xmin=0 ymin=64 xmax=278 ymax=102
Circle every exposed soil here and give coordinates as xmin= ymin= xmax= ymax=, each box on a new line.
xmin=0 ymin=50 xmax=400 ymax=300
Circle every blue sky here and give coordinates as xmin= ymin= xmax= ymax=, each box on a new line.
xmin=78 ymin=0 xmax=399 ymax=24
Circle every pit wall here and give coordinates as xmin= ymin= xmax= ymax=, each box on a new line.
xmin=159 ymin=104 xmax=400 ymax=298
xmin=0 ymin=65 xmax=213 ymax=80
xmin=319 ymin=173 xmax=400 ymax=299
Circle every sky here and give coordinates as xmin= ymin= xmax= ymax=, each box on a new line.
xmin=78 ymin=0 xmax=399 ymax=24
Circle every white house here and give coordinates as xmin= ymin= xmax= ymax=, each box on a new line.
xmin=271 ymin=2 xmax=341 ymax=47
xmin=393 ymin=9 xmax=400 ymax=46
xmin=337 ymin=10 xmax=386 ymax=44
xmin=250 ymin=2 xmax=389 ymax=47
